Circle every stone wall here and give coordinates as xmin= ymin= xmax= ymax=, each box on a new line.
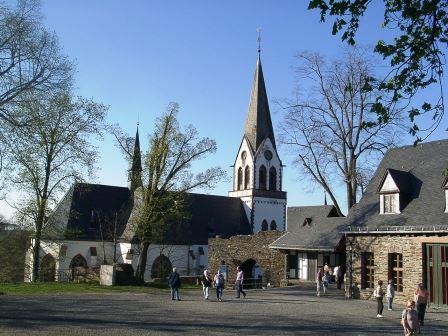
xmin=347 ymin=234 xmax=448 ymax=305
xmin=208 ymin=231 xmax=285 ymax=287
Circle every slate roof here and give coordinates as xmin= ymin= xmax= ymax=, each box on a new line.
xmin=47 ymin=183 xmax=250 ymax=245
xmin=347 ymin=139 xmax=448 ymax=230
xmin=46 ymin=183 xmax=132 ymax=240
xmin=270 ymin=205 xmax=346 ymax=251
xmin=163 ymin=193 xmax=252 ymax=245
xmin=243 ymin=54 xmax=276 ymax=152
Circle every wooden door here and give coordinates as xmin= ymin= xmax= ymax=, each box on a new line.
xmin=307 ymin=252 xmax=317 ymax=281
xmin=426 ymin=244 xmax=448 ymax=307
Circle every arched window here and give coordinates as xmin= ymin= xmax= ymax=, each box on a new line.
xmin=151 ymin=254 xmax=173 ymax=279
xmin=244 ymin=166 xmax=250 ymax=189
xmin=70 ymin=254 xmax=87 ymax=269
xmin=269 ymin=167 xmax=277 ymax=191
xmin=261 ymin=220 xmax=268 ymax=231
xmin=270 ymin=220 xmax=277 ymax=231
xmin=237 ymin=167 xmax=243 ymax=190
xmin=39 ymin=254 xmax=56 ymax=282
xmin=259 ymin=165 xmax=267 ymax=190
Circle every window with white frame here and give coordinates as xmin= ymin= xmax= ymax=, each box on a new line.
xmin=383 ymin=194 xmax=397 ymax=214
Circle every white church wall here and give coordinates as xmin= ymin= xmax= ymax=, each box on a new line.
xmin=254 ymin=139 xmax=282 ymax=191
xmin=253 ymin=197 xmax=286 ymax=233
xmin=119 ymin=243 xmax=208 ymax=282
xmin=25 ymin=239 xmax=116 ymax=282
xmin=232 ymin=138 xmax=254 ymax=191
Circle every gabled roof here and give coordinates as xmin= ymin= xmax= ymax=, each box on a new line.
xmin=347 ymin=139 xmax=448 ymax=230
xmin=46 ymin=183 xmax=132 ymax=240
xmin=377 ymin=168 xmax=412 ymax=193
xmin=51 ymin=183 xmax=251 ymax=245
xmin=243 ymin=54 xmax=276 ymax=152
xmin=270 ymin=205 xmax=346 ymax=251
xmin=163 ymin=193 xmax=252 ymax=245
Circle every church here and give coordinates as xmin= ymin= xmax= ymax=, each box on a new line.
xmin=25 ymin=49 xmax=288 ymax=283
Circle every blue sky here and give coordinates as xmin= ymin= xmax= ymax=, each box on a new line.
xmin=1 ymin=0 xmax=447 ymax=219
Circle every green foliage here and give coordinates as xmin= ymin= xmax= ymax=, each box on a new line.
xmin=308 ymin=0 xmax=448 ymax=142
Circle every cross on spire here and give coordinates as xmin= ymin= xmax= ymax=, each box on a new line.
xmin=256 ymin=27 xmax=262 ymax=54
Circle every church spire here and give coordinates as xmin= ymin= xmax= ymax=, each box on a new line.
xmin=243 ymin=41 xmax=276 ymax=152
xmin=129 ymin=124 xmax=143 ymax=193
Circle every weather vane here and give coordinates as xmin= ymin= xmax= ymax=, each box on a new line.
xmin=256 ymin=27 xmax=262 ymax=53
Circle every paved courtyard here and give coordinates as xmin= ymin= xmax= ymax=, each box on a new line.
xmin=0 ymin=287 xmax=446 ymax=335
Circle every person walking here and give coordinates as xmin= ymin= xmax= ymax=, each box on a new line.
xmin=322 ymin=271 xmax=330 ymax=294
xmin=414 ymin=283 xmax=430 ymax=327
xmin=374 ymin=280 xmax=385 ymax=317
xmin=235 ymin=266 xmax=246 ymax=298
xmin=201 ymin=270 xmax=212 ymax=300
xmin=386 ymin=279 xmax=395 ymax=310
xmin=316 ymin=267 xmax=323 ymax=297
xmin=167 ymin=267 xmax=181 ymax=301
xmin=401 ymin=300 xmax=419 ymax=336
xmin=214 ymin=270 xmax=225 ymax=302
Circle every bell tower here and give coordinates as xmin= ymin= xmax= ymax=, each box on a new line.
xmin=229 ymin=45 xmax=287 ymax=233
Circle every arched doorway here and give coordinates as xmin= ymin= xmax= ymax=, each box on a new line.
xmin=240 ymin=258 xmax=263 ymax=289
xmin=39 ymin=254 xmax=56 ymax=282
xmin=151 ymin=254 xmax=172 ymax=279
xmin=70 ymin=254 xmax=87 ymax=282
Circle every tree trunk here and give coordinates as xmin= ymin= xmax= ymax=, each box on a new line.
xmin=135 ymin=241 xmax=150 ymax=283
xmin=31 ymin=209 xmax=45 ymax=282
xmin=31 ymin=228 xmax=42 ymax=282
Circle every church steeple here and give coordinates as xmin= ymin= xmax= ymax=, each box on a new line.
xmin=243 ymin=52 xmax=276 ymax=152
xmin=129 ymin=125 xmax=143 ymax=194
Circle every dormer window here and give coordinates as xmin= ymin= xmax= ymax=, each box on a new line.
xmin=377 ymin=168 xmax=411 ymax=214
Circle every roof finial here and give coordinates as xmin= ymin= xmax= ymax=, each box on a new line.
xmin=256 ymin=27 xmax=262 ymax=54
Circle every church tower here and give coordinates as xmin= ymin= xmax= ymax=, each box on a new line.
xmin=229 ymin=50 xmax=287 ymax=233
xmin=129 ymin=125 xmax=143 ymax=195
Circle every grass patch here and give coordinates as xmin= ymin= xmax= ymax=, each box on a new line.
xmin=0 ymin=282 xmax=201 ymax=295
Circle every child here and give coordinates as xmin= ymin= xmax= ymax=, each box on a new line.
xmin=401 ymin=300 xmax=419 ymax=336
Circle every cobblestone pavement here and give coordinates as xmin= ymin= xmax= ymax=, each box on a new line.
xmin=0 ymin=287 xmax=446 ymax=335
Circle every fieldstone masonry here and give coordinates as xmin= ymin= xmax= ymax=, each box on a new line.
xmin=347 ymin=234 xmax=446 ymax=305
xmin=208 ymin=231 xmax=285 ymax=287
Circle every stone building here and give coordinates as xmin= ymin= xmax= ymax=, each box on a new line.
xmin=343 ymin=140 xmax=448 ymax=307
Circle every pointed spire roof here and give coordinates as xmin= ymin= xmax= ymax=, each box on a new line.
xmin=131 ymin=125 xmax=142 ymax=173
xmin=243 ymin=53 xmax=276 ymax=152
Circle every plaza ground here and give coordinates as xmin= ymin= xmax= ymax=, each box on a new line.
xmin=0 ymin=286 xmax=446 ymax=335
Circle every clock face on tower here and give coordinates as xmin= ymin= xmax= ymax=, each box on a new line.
xmin=264 ymin=150 xmax=273 ymax=161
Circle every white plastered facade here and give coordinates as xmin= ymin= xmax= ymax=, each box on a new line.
xmin=25 ymin=239 xmax=208 ymax=282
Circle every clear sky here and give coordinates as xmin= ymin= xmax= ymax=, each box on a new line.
xmin=1 ymin=0 xmax=447 ymax=219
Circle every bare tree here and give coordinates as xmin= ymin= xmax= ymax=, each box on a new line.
xmin=130 ymin=103 xmax=226 ymax=283
xmin=0 ymin=92 xmax=107 ymax=281
xmin=0 ymin=0 xmax=73 ymax=126
xmin=280 ymin=48 xmax=403 ymax=215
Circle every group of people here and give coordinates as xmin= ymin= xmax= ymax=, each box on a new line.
xmin=374 ymin=280 xmax=430 ymax=336
xmin=168 ymin=266 xmax=247 ymax=302
xmin=315 ymin=264 xmax=344 ymax=296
